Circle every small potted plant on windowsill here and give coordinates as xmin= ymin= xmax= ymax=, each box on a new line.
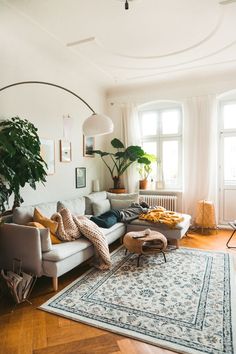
xmin=138 ymin=153 xmax=157 ymax=190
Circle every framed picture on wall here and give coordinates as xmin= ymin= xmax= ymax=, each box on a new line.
xmin=75 ymin=167 xmax=86 ymax=188
xmin=60 ymin=140 xmax=72 ymax=162
xmin=40 ymin=138 xmax=55 ymax=175
xmin=83 ymin=136 xmax=95 ymax=157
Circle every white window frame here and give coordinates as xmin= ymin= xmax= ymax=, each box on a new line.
xmin=139 ymin=103 xmax=182 ymax=190
xmin=219 ymin=99 xmax=236 ymax=223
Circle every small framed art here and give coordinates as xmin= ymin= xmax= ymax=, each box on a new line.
xmin=83 ymin=136 xmax=95 ymax=157
xmin=75 ymin=167 xmax=86 ymax=188
xmin=40 ymin=138 xmax=55 ymax=175
xmin=60 ymin=140 xmax=72 ymax=162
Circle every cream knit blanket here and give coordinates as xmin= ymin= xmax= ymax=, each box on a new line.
xmin=51 ymin=208 xmax=111 ymax=270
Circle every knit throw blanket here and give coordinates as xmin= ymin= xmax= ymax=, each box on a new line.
xmin=51 ymin=208 xmax=111 ymax=270
xmin=139 ymin=206 xmax=184 ymax=228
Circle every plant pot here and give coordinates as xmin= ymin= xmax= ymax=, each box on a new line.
xmin=109 ymin=188 xmax=127 ymax=194
xmin=139 ymin=179 xmax=148 ymax=190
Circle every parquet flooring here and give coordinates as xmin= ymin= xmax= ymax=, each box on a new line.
xmin=0 ymin=229 xmax=235 ymax=354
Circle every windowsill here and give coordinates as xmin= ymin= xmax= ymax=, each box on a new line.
xmin=139 ymin=189 xmax=183 ymax=194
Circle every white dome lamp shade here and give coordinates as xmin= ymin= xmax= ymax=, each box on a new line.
xmin=83 ymin=113 xmax=114 ymax=136
xmin=0 ymin=81 xmax=114 ymax=137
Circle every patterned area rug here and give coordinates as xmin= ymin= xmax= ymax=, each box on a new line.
xmin=40 ymin=247 xmax=236 ymax=354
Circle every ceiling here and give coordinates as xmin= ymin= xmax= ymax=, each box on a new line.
xmin=4 ymin=0 xmax=236 ymax=87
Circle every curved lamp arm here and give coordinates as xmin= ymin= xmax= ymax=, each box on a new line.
xmin=0 ymin=81 xmax=113 ymax=136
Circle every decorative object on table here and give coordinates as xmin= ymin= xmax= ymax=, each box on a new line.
xmin=195 ymin=200 xmax=217 ymax=234
xmin=0 ymin=81 xmax=113 ymax=137
xmin=40 ymin=246 xmax=235 ymax=354
xmin=92 ymin=179 xmax=100 ymax=192
xmin=40 ymin=138 xmax=55 ymax=175
xmin=0 ymin=258 xmax=36 ymax=306
xmin=60 ymin=140 xmax=72 ymax=162
xmin=227 ymin=221 xmax=236 ymax=248
xmin=138 ymin=153 xmax=157 ymax=190
xmin=92 ymin=138 xmax=154 ymax=190
xmin=83 ymin=135 xmax=95 ymax=157
xmin=75 ymin=167 xmax=86 ymax=188
xmin=123 ymin=229 xmax=167 ymax=266
xmin=0 ymin=117 xmax=47 ymax=213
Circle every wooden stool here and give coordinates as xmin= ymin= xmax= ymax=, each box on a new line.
xmin=123 ymin=229 xmax=167 ymax=266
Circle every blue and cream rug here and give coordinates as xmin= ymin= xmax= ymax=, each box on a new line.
xmin=40 ymin=247 xmax=236 ymax=354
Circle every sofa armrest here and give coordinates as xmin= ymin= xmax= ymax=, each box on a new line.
xmin=0 ymin=223 xmax=43 ymax=276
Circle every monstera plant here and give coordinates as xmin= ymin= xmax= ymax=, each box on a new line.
xmin=92 ymin=138 xmax=152 ymax=189
xmin=0 ymin=117 xmax=47 ymax=213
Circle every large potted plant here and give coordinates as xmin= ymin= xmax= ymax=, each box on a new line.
xmin=0 ymin=117 xmax=47 ymax=213
xmin=92 ymin=138 xmax=152 ymax=190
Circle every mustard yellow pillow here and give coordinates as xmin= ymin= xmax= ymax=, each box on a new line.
xmin=34 ymin=208 xmax=58 ymax=233
xmin=33 ymin=209 xmax=61 ymax=244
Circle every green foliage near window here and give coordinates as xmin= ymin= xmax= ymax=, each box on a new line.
xmin=138 ymin=153 xmax=157 ymax=180
xmin=92 ymin=138 xmax=152 ymax=189
xmin=0 ymin=117 xmax=47 ymax=213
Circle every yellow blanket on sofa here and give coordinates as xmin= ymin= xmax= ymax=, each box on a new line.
xmin=139 ymin=206 xmax=184 ymax=228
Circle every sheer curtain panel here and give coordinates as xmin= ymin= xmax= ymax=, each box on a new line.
xmin=182 ymin=95 xmax=218 ymax=222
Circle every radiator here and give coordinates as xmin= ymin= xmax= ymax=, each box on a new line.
xmin=140 ymin=195 xmax=177 ymax=211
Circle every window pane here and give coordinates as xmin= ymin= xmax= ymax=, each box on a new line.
xmin=162 ymin=140 xmax=178 ymax=186
xmin=142 ymin=142 xmax=157 ymax=178
xmin=223 ymin=104 xmax=236 ymax=129
xmin=141 ymin=112 xmax=157 ymax=136
xmin=161 ymin=110 xmax=179 ymax=134
xmin=224 ymin=136 xmax=236 ymax=185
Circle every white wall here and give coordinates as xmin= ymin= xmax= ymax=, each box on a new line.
xmin=0 ymin=2 xmax=111 ymax=207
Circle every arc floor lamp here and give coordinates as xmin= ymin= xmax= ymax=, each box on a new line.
xmin=0 ymin=81 xmax=114 ymax=136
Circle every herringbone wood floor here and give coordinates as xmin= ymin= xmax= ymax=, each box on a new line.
xmin=0 ymin=229 xmax=235 ymax=354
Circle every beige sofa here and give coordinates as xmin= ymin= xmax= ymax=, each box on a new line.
xmin=0 ymin=191 xmax=191 ymax=291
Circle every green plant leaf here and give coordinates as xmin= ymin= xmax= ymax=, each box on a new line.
xmin=111 ymin=138 xmax=125 ymax=149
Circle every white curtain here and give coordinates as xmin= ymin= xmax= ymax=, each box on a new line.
xmin=182 ymin=95 xmax=218 ymax=221
xmin=121 ymin=103 xmax=140 ymax=193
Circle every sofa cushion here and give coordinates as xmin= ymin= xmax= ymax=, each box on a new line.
xmin=12 ymin=201 xmax=57 ymax=225
xmin=85 ymin=191 xmax=107 ymax=214
xmin=107 ymin=192 xmax=139 ymax=203
xmin=92 ymin=199 xmax=111 ymax=216
xmin=34 ymin=202 xmax=57 ymax=218
xmin=102 ymin=222 xmax=126 ymax=244
xmin=13 ymin=205 xmax=34 ymax=225
xmin=57 ymin=197 xmax=85 ymax=216
xmin=110 ymin=198 xmax=135 ymax=210
xmin=42 ymin=237 xmax=92 ymax=262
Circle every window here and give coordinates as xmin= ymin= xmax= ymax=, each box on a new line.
xmin=139 ymin=104 xmax=182 ymax=189
xmin=219 ymin=100 xmax=236 ymax=223
xmin=220 ymin=102 xmax=236 ymax=186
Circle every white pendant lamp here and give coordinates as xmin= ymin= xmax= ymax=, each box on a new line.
xmin=83 ymin=113 xmax=114 ymax=136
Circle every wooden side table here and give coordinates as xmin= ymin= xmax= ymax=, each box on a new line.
xmin=227 ymin=222 xmax=236 ymax=249
xmin=123 ymin=229 xmax=167 ymax=266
